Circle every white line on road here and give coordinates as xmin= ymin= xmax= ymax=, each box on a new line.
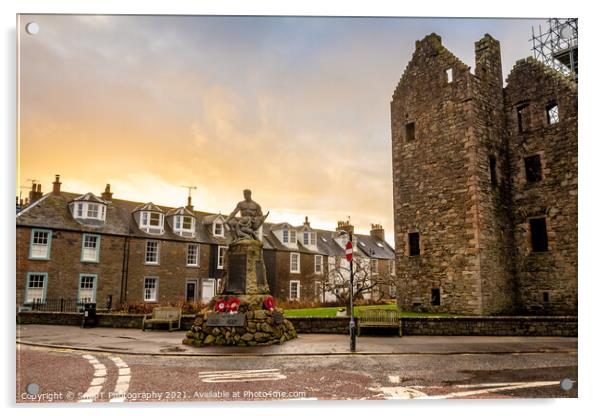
xmin=79 ymin=354 xmax=106 ymax=403
xmin=109 ymin=356 xmax=131 ymax=403
xmin=418 ymin=380 xmax=562 ymax=399
xmin=198 ymin=368 xmax=286 ymax=383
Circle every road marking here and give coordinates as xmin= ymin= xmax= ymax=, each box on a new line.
xmin=198 ymin=368 xmax=286 ymax=383
xmin=109 ymin=356 xmax=131 ymax=403
xmin=418 ymin=380 xmax=563 ymax=399
xmin=79 ymin=354 xmax=106 ymax=403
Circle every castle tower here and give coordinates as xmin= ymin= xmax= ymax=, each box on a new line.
xmin=390 ymin=33 xmax=514 ymax=315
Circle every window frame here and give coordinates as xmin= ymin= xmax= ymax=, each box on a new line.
xmin=139 ymin=211 xmax=164 ymax=233
xmin=145 ymin=240 xmax=160 ymax=265
xmin=78 ymin=273 xmax=98 ymax=303
xmin=445 ymin=68 xmax=453 ymax=83
xmin=405 ymin=122 xmax=416 ymax=141
xmin=314 ymin=255 xmax=323 ymax=274
xmin=143 ymin=277 xmax=159 ymax=302
xmin=282 ymin=229 xmax=289 ymax=243
xmin=217 ymin=245 xmax=227 ymax=270
xmin=73 ymin=202 xmax=106 ymax=221
xmin=24 ymin=272 xmax=48 ymax=305
xmin=371 ymin=258 xmax=378 ymax=275
xmin=186 ymin=244 xmax=200 ymax=267
xmin=289 ymin=280 xmax=301 ymax=301
xmin=431 ymin=288 xmax=441 ymax=306
xmin=290 ymin=252 xmax=300 ymax=273
xmin=29 ymin=228 xmax=52 ymax=260
xmin=81 ymin=233 xmax=101 ymax=263
xmin=213 ymin=221 xmax=225 ymax=237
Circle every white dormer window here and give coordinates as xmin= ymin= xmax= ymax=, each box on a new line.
xmin=283 ymin=229 xmax=289 ymax=243
xmin=302 ymin=231 xmax=317 ymax=247
xmin=73 ymin=202 xmax=106 ymax=221
xmin=174 ymin=215 xmax=195 ymax=235
xmin=290 ymin=230 xmax=297 ymax=243
xmin=303 ymin=232 xmax=310 ymax=245
xmin=140 ymin=211 xmax=164 ymax=234
xmin=213 ymin=222 xmax=224 ymax=237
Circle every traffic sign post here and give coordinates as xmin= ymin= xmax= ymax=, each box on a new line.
xmin=345 ymin=235 xmax=356 ymax=352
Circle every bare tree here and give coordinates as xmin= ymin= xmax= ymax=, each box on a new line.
xmin=314 ymin=255 xmax=396 ymax=315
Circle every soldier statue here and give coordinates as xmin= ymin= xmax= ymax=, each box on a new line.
xmin=225 ymin=189 xmax=269 ymax=241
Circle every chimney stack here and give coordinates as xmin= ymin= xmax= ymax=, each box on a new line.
xmin=304 ymin=216 xmax=310 ymax=227
xmin=102 ymin=184 xmax=113 ymax=201
xmin=186 ymin=195 xmax=194 ymax=211
xmin=370 ymin=224 xmax=385 ymax=241
xmin=29 ymin=182 xmax=43 ymax=203
xmin=52 ymin=174 xmax=61 ymax=195
xmin=336 ymin=219 xmax=354 ymax=235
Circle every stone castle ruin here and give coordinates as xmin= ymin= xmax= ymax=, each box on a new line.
xmin=391 ymin=33 xmax=577 ymax=315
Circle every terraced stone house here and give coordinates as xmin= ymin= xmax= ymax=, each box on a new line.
xmin=16 ymin=176 xmax=395 ymax=309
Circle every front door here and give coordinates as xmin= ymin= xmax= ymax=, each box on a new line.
xmin=202 ymin=279 xmax=216 ymax=303
xmin=186 ymin=280 xmax=197 ymax=302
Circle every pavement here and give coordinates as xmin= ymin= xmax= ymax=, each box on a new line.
xmin=16 ymin=324 xmax=577 ymax=356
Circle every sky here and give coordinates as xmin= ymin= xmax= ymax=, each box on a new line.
xmin=17 ymin=15 xmax=546 ymax=244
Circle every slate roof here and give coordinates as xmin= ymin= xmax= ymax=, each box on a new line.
xmin=72 ymin=192 xmax=107 ymax=204
xmin=16 ymin=191 xmax=395 ymax=258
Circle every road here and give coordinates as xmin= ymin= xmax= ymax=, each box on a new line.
xmin=16 ymin=343 xmax=577 ymax=402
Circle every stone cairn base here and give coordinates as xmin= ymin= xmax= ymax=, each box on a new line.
xmin=182 ymin=295 xmax=297 ymax=347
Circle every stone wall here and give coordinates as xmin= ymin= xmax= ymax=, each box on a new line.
xmin=504 ymin=59 xmax=578 ymax=315
xmin=16 ymin=227 xmax=126 ymax=306
xmin=17 ymin=312 xmax=576 ymax=337
xmin=391 ymin=33 xmax=577 ymax=315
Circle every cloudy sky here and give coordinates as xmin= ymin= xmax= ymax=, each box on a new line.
xmin=17 ymin=15 xmax=545 ymax=243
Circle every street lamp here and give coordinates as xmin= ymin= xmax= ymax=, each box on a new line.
xmin=338 ymin=230 xmax=356 ymax=352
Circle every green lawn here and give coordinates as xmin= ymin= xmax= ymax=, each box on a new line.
xmin=283 ymin=303 xmax=455 ymax=318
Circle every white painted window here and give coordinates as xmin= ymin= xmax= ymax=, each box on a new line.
xmin=303 ymin=232 xmax=310 ymax=245
xmin=213 ymin=222 xmax=224 ymax=237
xmin=140 ymin=211 xmax=164 ymax=233
xmin=315 ymin=255 xmax=323 ymax=274
xmin=290 ymin=230 xmax=297 ymax=243
xmin=174 ymin=215 xmax=195 ymax=235
xmin=446 ymin=68 xmax=453 ymax=83
xmin=145 ymin=241 xmax=160 ymax=264
xmin=30 ymin=229 xmax=51 ymax=259
xmin=73 ymin=202 xmax=106 ymax=221
xmin=290 ymin=252 xmax=300 ymax=273
xmin=289 ymin=280 xmax=300 ymax=300
xmin=82 ymin=234 xmax=100 ymax=262
xmin=79 ymin=275 xmax=96 ymax=303
xmin=310 ymin=232 xmax=316 ymax=245
xmin=282 ymin=229 xmax=289 ymax=243
xmin=26 ymin=273 xmax=46 ymax=303
xmin=144 ymin=277 xmax=158 ymax=302
xmin=187 ymin=244 xmax=199 ymax=266
xmin=390 ymin=259 xmax=396 ymax=276
xmin=217 ymin=246 xmax=227 ymax=269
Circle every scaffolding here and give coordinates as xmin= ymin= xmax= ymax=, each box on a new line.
xmin=530 ymin=18 xmax=578 ymax=81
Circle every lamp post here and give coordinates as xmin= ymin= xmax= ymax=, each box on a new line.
xmin=343 ymin=230 xmax=356 ymax=352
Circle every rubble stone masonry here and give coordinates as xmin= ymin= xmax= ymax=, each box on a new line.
xmin=391 ymin=34 xmax=577 ymax=315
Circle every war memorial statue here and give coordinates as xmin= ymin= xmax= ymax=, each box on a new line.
xmin=183 ymin=189 xmax=297 ymax=347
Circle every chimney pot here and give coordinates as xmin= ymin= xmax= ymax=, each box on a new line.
xmin=370 ymin=224 xmax=385 ymax=241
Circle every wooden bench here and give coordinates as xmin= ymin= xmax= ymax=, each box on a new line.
xmin=142 ymin=307 xmax=182 ymax=332
xmin=357 ymin=309 xmax=402 ymax=336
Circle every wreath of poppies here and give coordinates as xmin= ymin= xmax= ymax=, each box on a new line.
xmin=214 ymin=296 xmax=241 ymax=313
xmin=263 ymin=295 xmax=275 ymax=311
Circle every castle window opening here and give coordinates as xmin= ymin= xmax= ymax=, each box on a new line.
xmin=405 ymin=122 xmax=415 ymax=141
xmin=524 ymin=154 xmax=542 ymax=183
xmin=408 ymin=232 xmax=420 ymax=256
xmin=517 ymin=103 xmax=529 ymax=133
xmin=489 ymin=155 xmax=498 ymax=186
xmin=446 ymin=68 xmax=453 ymax=83
xmin=546 ymin=102 xmax=559 ymax=125
xmin=543 ymin=291 xmax=550 ymax=303
xmin=529 ymin=217 xmax=549 ymax=252
xmin=431 ymin=288 xmax=441 ymax=306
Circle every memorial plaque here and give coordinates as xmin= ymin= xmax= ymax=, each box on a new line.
xmin=207 ymin=312 xmax=246 ymax=327
xmin=255 ymin=261 xmax=266 ymax=286
xmin=226 ymin=253 xmax=246 ymax=293
xmin=273 ymin=310 xmax=284 ymax=324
